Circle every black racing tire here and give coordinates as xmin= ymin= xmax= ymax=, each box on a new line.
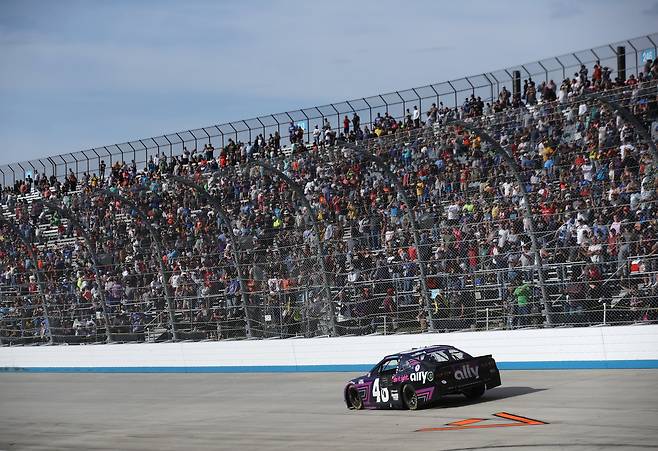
xmin=346 ymin=385 xmax=363 ymax=410
xmin=464 ymin=384 xmax=486 ymax=400
xmin=402 ymin=384 xmax=419 ymax=410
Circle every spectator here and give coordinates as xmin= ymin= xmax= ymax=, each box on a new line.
xmin=513 ymin=281 xmax=532 ymax=327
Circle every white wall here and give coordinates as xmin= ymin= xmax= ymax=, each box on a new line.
xmin=1 ymin=324 xmax=657 ymax=371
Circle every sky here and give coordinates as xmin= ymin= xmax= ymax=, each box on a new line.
xmin=0 ymin=0 xmax=657 ymax=167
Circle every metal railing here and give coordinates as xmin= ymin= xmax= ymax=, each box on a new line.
xmin=1 ymin=33 xmax=656 ymax=188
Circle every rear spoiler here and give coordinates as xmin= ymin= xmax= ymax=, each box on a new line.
xmin=423 ymin=354 xmax=495 ymax=369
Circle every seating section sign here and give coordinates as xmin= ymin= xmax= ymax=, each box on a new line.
xmin=641 ymin=48 xmax=656 ymax=63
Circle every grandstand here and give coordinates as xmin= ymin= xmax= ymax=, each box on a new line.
xmin=1 ymin=34 xmax=657 ymax=345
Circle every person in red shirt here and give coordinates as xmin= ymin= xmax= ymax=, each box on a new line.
xmin=382 ymin=288 xmax=397 ymax=332
xmin=607 ymin=228 xmax=619 ymax=259
xmin=593 ymin=62 xmax=602 ymax=83
xmin=467 ymin=245 xmax=478 ymax=271
xmin=540 ymin=202 xmax=555 ymax=219
xmin=625 ymin=74 xmax=638 ymax=86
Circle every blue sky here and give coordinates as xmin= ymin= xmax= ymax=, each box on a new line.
xmin=1 ymin=0 xmax=657 ymax=166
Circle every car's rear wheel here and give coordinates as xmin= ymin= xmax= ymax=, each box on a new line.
xmin=347 ymin=385 xmax=363 ymax=410
xmin=402 ymin=384 xmax=419 ymax=410
xmin=464 ymin=384 xmax=485 ymax=400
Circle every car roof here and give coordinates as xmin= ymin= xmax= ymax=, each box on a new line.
xmin=383 ymin=345 xmax=458 ymax=360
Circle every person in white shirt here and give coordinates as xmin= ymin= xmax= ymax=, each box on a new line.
xmin=557 ymin=83 xmax=569 ymax=103
xmin=576 ymin=220 xmax=591 ymax=245
xmin=447 ymin=203 xmax=460 ymax=222
xmin=502 ymin=180 xmax=514 ymax=198
xmin=498 ymin=224 xmax=510 ymax=248
xmin=72 ymin=318 xmax=82 ymax=336
xmin=598 ymin=125 xmax=607 ymax=147
xmin=324 ymin=223 xmax=334 ymax=241
xmin=588 ymin=237 xmax=603 ymax=263
xmin=412 ymin=106 xmax=420 ymax=128
xmin=581 ymin=159 xmax=593 ymax=182
xmin=610 ymin=215 xmax=621 ymax=235
xmin=578 ymin=102 xmax=587 ymax=117
xmin=313 ymin=125 xmax=321 ymax=145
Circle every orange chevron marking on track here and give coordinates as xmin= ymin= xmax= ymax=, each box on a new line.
xmin=416 ymin=412 xmax=548 ymax=432
xmin=494 ymin=411 xmax=547 ymax=425
xmin=447 ymin=418 xmax=486 ymax=426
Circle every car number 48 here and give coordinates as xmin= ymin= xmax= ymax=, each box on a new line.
xmin=372 ymin=378 xmax=389 ymax=403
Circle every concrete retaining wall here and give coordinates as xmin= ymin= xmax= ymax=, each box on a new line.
xmin=1 ymin=324 xmax=657 ymax=372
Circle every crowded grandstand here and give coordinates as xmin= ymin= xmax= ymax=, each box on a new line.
xmin=1 ymin=37 xmax=657 ymax=345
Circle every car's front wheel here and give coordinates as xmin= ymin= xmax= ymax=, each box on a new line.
xmin=402 ymin=384 xmax=419 ymax=410
xmin=463 ymin=384 xmax=485 ymax=400
xmin=346 ymin=385 xmax=363 ymax=410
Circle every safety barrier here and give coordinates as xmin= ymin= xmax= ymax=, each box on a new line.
xmin=1 ymin=324 xmax=656 ymax=372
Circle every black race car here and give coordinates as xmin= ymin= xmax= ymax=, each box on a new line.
xmin=344 ymin=345 xmax=501 ymax=410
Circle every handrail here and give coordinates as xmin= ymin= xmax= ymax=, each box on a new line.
xmin=2 ymin=33 xmax=656 ymax=184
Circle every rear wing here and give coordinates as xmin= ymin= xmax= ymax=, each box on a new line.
xmin=434 ymin=354 xmax=498 ymax=384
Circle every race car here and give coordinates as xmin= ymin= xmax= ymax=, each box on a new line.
xmin=344 ymin=345 xmax=501 ymax=410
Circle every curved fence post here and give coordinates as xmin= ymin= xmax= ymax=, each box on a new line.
xmin=211 ymin=161 xmax=337 ymax=336
xmin=379 ymin=95 xmax=388 ymax=116
xmin=188 ymin=129 xmax=198 ymax=151
xmin=34 ymin=199 xmax=114 ymax=343
xmin=465 ymin=77 xmax=475 ymax=96
xmin=626 ymin=40 xmax=638 ymax=78
xmin=299 ymin=111 xmax=310 ymax=144
xmin=537 ymin=61 xmax=549 ymax=83
xmin=588 ymin=93 xmax=658 ymax=172
xmin=447 ymin=81 xmax=458 ymax=109
xmin=488 ymin=73 xmax=500 ymax=103
xmin=342 ymin=143 xmax=435 ymax=331
xmin=271 ymin=115 xmax=281 ymax=145
xmin=395 ymin=91 xmax=406 ymax=120
xmin=428 ymin=84 xmax=440 ymax=108
xmin=362 ymin=98 xmax=373 ymax=127
xmin=166 ymin=174 xmax=254 ymax=339
xmin=127 ymin=142 xmax=137 ymax=167
xmin=94 ymin=189 xmax=179 ymax=341
xmin=555 ymin=57 xmax=565 ymax=81
xmin=17 ymin=163 xmax=26 ymax=183
xmin=255 ymin=161 xmax=337 ymax=336
xmin=0 ymin=208 xmax=54 ymax=344
xmin=200 ymin=128 xmax=211 ymax=146
xmin=229 ymin=123 xmax=239 ymax=143
xmin=256 ymin=118 xmax=266 ymax=144
xmin=482 ymin=73 xmax=494 ymax=104
xmin=329 ymin=105 xmax=340 ymax=134
xmin=447 ymin=120 xmax=553 ymax=326
xmin=163 ymin=135 xmax=173 ymax=158
xmin=138 ymin=139 xmax=149 ymax=168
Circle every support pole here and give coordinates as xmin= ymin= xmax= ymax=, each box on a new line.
xmin=256 ymin=161 xmax=337 ymax=336
xmin=587 ymin=94 xmax=658 ymax=173
xmin=342 ymin=143 xmax=435 ymax=331
xmin=93 ymin=189 xmax=179 ymax=341
xmin=34 ymin=200 xmax=113 ymax=343
xmin=0 ymin=209 xmax=54 ymax=344
xmin=447 ymin=120 xmax=553 ymax=325
xmin=166 ymin=174 xmax=254 ymax=339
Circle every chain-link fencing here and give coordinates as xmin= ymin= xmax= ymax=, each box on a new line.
xmin=1 ymin=55 xmax=658 ymax=345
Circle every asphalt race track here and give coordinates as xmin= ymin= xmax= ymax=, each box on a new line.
xmin=1 ymin=370 xmax=656 ymax=450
